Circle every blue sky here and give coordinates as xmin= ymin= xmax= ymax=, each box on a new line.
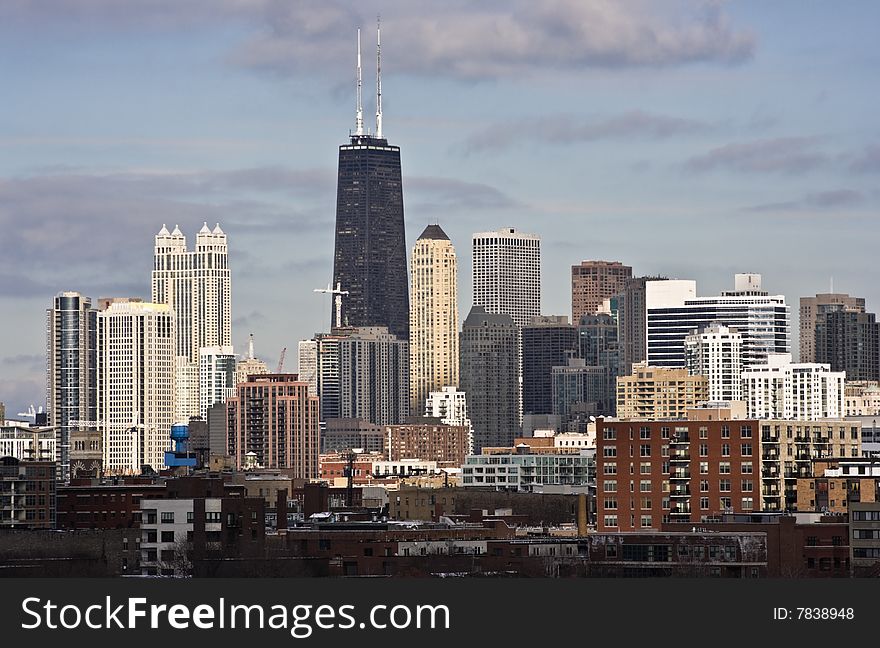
xmin=1 ymin=1 xmax=879 ymax=415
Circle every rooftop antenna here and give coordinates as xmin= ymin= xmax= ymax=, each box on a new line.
xmin=830 ymin=276 xmax=834 ymax=293
xmin=247 ymin=333 xmax=255 ymax=360
xmin=375 ymin=15 xmax=382 ymax=139
xmin=355 ymin=28 xmax=364 ymax=136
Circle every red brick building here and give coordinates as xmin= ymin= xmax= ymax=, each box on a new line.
xmin=57 ymin=477 xmax=165 ymax=529
xmin=596 ymin=418 xmax=759 ymax=531
xmin=385 ymin=422 xmax=471 ymax=467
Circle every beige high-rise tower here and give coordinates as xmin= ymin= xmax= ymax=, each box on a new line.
xmin=409 ymin=225 xmax=459 ymax=413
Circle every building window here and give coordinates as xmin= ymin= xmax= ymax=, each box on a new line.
xmin=741 ymin=462 xmax=753 ymax=474
xmin=640 ymin=444 xmax=651 ymax=457
xmin=160 ymin=512 xmax=174 ymax=524
xmin=721 ymin=425 xmax=730 ymax=439
xmin=719 ymin=462 xmax=731 ymax=474
xmin=719 ymin=479 xmax=731 ymax=492
xmin=742 ymin=497 xmax=753 ymax=510
xmin=700 ymin=497 xmax=709 ymax=510
xmin=640 ymin=427 xmax=651 ymax=439
xmin=603 ymin=447 xmax=617 ymax=457
xmin=699 ymin=443 xmax=709 ymax=457
xmin=721 ymin=444 xmax=731 ymax=457
xmin=603 ymin=481 xmax=617 ymax=493
xmin=742 ymin=480 xmax=753 ymax=492
xmin=603 ymin=463 xmax=617 ymax=475
xmin=700 ymin=480 xmax=709 ymax=493
xmin=741 ymin=443 xmax=752 ymax=457
xmin=603 ymin=516 xmax=618 ymax=528
xmin=700 ymin=462 xmax=709 ymax=475
xmin=740 ymin=425 xmax=752 ymax=439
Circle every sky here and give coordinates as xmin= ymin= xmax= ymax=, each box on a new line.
xmin=1 ymin=0 xmax=879 ymax=417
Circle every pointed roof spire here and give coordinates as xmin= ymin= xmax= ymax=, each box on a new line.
xmin=171 ymin=224 xmax=183 ymax=236
xmin=199 ymin=221 xmax=211 ymax=234
xmin=355 ymin=28 xmax=364 ymax=136
xmin=247 ymin=333 xmax=255 ymax=360
xmin=375 ymin=15 xmax=383 ymax=139
xmin=158 ymin=224 xmax=170 ymax=236
xmin=418 ymin=224 xmax=450 ymax=241
xmin=212 ymin=223 xmax=224 ymax=235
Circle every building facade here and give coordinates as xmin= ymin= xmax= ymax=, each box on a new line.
xmin=199 ymin=346 xmax=236 ymax=420
xmin=814 ymin=308 xmax=879 ymax=381
xmin=472 ymin=228 xmax=541 ymax=327
xmin=521 ymin=316 xmax=578 ymax=415
xmin=551 ymin=359 xmax=610 ymax=420
xmin=800 ymin=292 xmax=865 ymax=363
xmin=571 ymin=260 xmax=632 ymax=325
xmin=409 ymin=224 xmax=459 ymax=413
xmin=385 ymin=422 xmax=472 ymax=467
xmin=461 ymin=451 xmax=594 ymax=492
xmin=459 ymin=306 xmax=520 ymax=452
xmin=47 ymin=291 xmax=98 ymax=482
xmin=616 ymin=364 xmax=709 ymax=420
xmin=97 ymin=300 xmax=176 ymax=474
xmin=684 ymin=322 xmax=744 ymax=403
xmin=742 ymin=353 xmax=845 ymax=420
xmin=0 ymin=457 xmax=56 ymax=529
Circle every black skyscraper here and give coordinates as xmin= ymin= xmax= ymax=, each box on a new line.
xmin=332 ymin=25 xmax=409 ymax=339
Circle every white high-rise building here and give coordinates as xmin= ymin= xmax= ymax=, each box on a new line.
xmin=152 ymin=223 xmax=231 ymax=420
xmin=425 ymin=386 xmax=473 ymax=457
xmin=742 ymin=353 xmax=844 ymax=420
xmin=684 ymin=322 xmax=743 ymax=403
xmin=97 ymin=300 xmax=176 ymax=474
xmin=646 ymin=274 xmax=790 ymax=369
xmin=199 ymin=346 xmax=236 ymax=420
xmin=472 ymin=228 xmax=540 ymax=328
xmin=409 ymin=224 xmax=459 ymax=413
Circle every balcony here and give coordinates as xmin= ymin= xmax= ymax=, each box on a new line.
xmin=761 ymin=468 xmax=778 ymax=479
xmin=670 ymin=485 xmax=691 ymax=497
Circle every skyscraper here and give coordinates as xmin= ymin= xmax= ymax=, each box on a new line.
xmin=46 ymin=291 xmax=98 ymax=482
xmin=97 ymin=300 xmax=176 ymax=474
xmin=684 ymin=322 xmax=744 ymax=403
xmin=332 ymin=26 xmax=409 ymax=339
xmin=459 ymin=306 xmax=520 ymax=452
xmin=409 ymin=224 xmax=459 ymax=412
xmin=521 ymin=315 xmax=578 ymax=415
xmin=571 ymin=260 xmax=632 ymax=325
xmin=472 ymin=228 xmax=541 ymax=328
xmin=617 ymin=275 xmax=667 ymax=375
xmin=815 ymin=308 xmax=880 ymax=381
xmin=742 ymin=353 xmax=844 ymax=420
xmin=199 ymin=346 xmax=236 ymax=420
xmin=800 ymin=292 xmax=865 ymax=362
xmin=152 ymin=223 xmax=231 ymax=420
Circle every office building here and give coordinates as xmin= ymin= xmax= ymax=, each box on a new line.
xmin=332 ymin=27 xmax=408 ymax=339
xmin=459 ymin=306 xmax=520 ymax=452
xmin=321 ymin=418 xmax=385 ymax=454
xmin=409 ymin=224 xmax=459 ymax=412
xmin=646 ymin=274 xmax=790 ymax=369
xmin=742 ymin=353 xmax=844 ymax=420
xmin=97 ymin=300 xmax=176 ymax=474
xmin=815 ymin=308 xmax=879 ymax=381
xmin=571 ymin=260 xmax=632 ymax=324
xmin=616 ymin=363 xmax=709 ymax=420
xmin=684 ymin=322 xmax=744 ymax=403
xmin=47 ymin=291 xmax=98 ymax=482
xmin=472 ymin=228 xmax=541 ymax=327
xmin=618 ymin=276 xmax=666 ymax=375
xmin=226 ymin=374 xmax=320 ymax=477
xmin=152 ymin=223 xmax=231 ymax=420
xmin=199 ymin=346 xmax=236 ymax=420
xmin=552 ymin=359 xmax=610 ymax=420
xmin=521 ymin=316 xmax=578 ymax=415
xmin=800 ymin=293 xmax=865 ymax=363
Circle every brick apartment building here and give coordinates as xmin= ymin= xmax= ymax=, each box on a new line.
xmin=385 ymin=422 xmax=472 ymax=467
xmin=56 ymin=477 xmax=165 ymax=529
xmin=0 ymin=457 xmax=55 ymax=529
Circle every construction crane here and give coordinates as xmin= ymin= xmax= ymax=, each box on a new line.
xmin=314 ymin=282 xmax=349 ymax=330
xmin=276 ymin=347 xmax=287 ymax=373
xmin=17 ymin=404 xmax=43 ymax=419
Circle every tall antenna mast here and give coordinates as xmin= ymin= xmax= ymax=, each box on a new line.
xmin=355 ymin=28 xmax=364 ymax=136
xmin=376 ymin=16 xmax=383 ymax=139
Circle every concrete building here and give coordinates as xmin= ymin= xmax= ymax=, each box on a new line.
xmin=595 ymin=417 xmax=759 ymax=531
xmin=97 ymin=300 xmax=176 ymax=474
xmin=815 ymin=307 xmax=879 ymax=381
xmin=617 ymin=276 xmax=667 ymax=375
xmin=759 ymin=421 xmax=862 ymax=511
xmin=0 ymin=457 xmax=55 ymax=529
xmin=226 ymin=374 xmax=320 ymax=477
xmin=845 ymin=381 xmax=880 ymax=416
xmin=0 ymin=424 xmax=55 ymax=462
xmin=551 ymin=359 xmax=610 ymax=421
xmin=571 ymin=260 xmax=632 ymax=325
xmin=47 ymin=291 xmax=98 ymax=482
xmin=646 ymin=274 xmax=790 ymax=369
xmin=425 ymin=386 xmax=470 ymax=426
xmin=385 ymin=422 xmax=472 ymax=467
xmin=152 ymin=223 xmax=231 ymax=421
xmin=472 ymin=228 xmax=541 ymax=327
xmin=461 ymin=450 xmax=594 ymax=492
xmin=321 ymin=418 xmax=385 ymax=454
xmin=199 ymin=345 xmax=236 ymax=420
xmin=299 ymin=326 xmax=409 ymax=426
xmin=685 ymin=322 xmax=743 ymax=403
xmin=800 ymin=292 xmax=865 ymax=363
xmin=459 ymin=306 xmax=520 ymax=452
xmin=521 ymin=316 xmax=578 ymax=415
xmin=409 ymin=224 xmax=459 ymax=413
xmin=742 ymin=353 xmax=845 ymax=420
xmin=616 ymin=363 xmax=709 ymax=420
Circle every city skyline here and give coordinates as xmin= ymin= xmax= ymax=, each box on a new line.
xmin=2 ymin=2 xmax=880 ymax=415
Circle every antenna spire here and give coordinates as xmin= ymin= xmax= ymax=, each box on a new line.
xmin=355 ymin=28 xmax=364 ymax=136
xmin=376 ymin=16 xmax=383 ymax=139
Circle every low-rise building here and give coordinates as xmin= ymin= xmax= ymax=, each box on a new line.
xmin=462 ymin=450 xmax=594 ymax=492
xmin=0 ymin=457 xmax=55 ymax=529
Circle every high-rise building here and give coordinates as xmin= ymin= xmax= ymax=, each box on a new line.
xmin=459 ymin=306 xmax=520 ymax=452
xmin=97 ymin=300 xmax=176 ymax=474
xmin=616 ymin=363 xmax=709 ymax=420
xmin=815 ymin=307 xmax=879 ymax=381
xmin=409 ymin=224 xmax=459 ymax=412
xmin=299 ymin=327 xmax=409 ymax=426
xmin=521 ymin=316 xmax=578 ymax=415
xmin=425 ymin=386 xmax=470 ymax=425
xmin=226 ymin=374 xmax=320 ymax=477
xmin=199 ymin=346 xmax=236 ymax=420
xmin=646 ymin=274 xmax=790 ymax=369
xmin=152 ymin=223 xmax=231 ymax=420
xmin=236 ymin=333 xmax=269 ymax=387
xmin=472 ymin=228 xmax=541 ymax=327
xmin=684 ymin=323 xmax=744 ymax=403
xmin=551 ymin=358 xmax=610 ymax=420
xmin=742 ymin=353 xmax=845 ymax=420
xmin=571 ymin=260 xmax=632 ymax=324
xmin=800 ymin=293 xmax=865 ymax=362
xmin=332 ymin=27 xmax=409 ymax=339
xmin=46 ymin=291 xmax=98 ymax=482
xmin=578 ymin=313 xmax=622 ymax=414
xmin=618 ymin=276 xmax=667 ymax=375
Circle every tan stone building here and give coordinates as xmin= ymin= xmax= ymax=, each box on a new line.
xmin=796 ymin=458 xmax=880 ymax=514
xmin=570 ymin=260 xmax=632 ymax=325
xmin=616 ymin=363 xmax=709 ymax=420
xmin=409 ymin=225 xmax=459 ymax=414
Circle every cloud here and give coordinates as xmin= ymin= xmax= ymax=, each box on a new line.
xmin=743 ymin=189 xmax=864 ymax=213
xmin=464 ymin=110 xmax=712 ymax=153
xmin=849 ymin=144 xmax=880 ymax=173
xmin=406 ymin=176 xmax=520 ymax=213
xmin=1 ymin=1 xmax=756 ymax=80
xmin=232 ymin=310 xmax=267 ymax=329
xmin=684 ymin=137 xmax=828 ymax=174
xmin=1 ymin=354 xmax=44 ymax=368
